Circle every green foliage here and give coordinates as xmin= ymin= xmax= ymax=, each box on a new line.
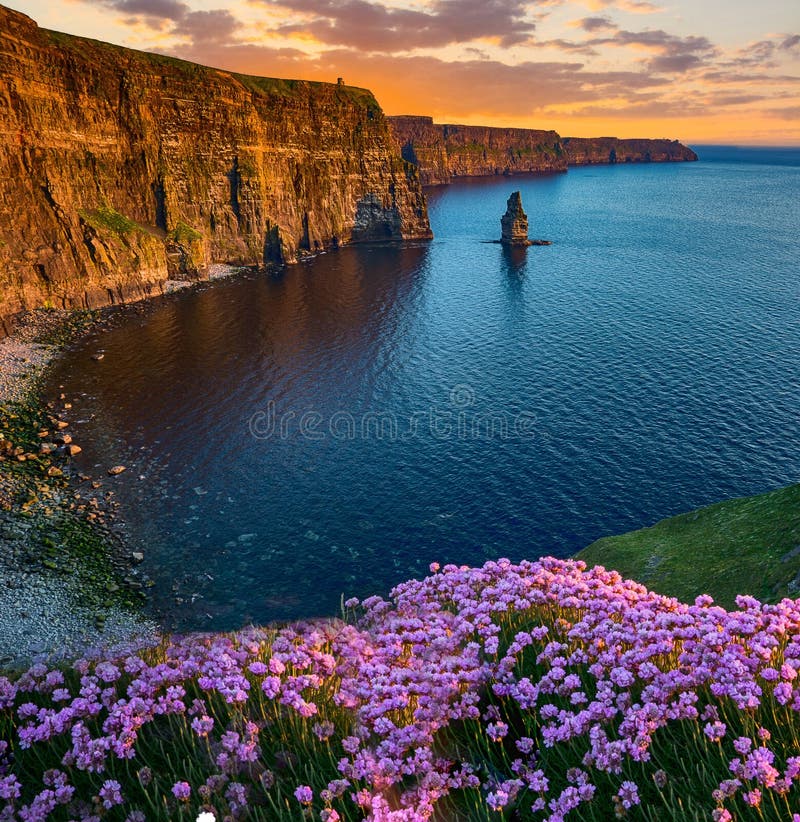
xmin=577 ymin=484 xmax=800 ymax=608
xmin=169 ymin=222 xmax=203 ymax=245
xmin=5 ymin=599 xmax=799 ymax=820
xmin=78 ymin=207 xmax=141 ymax=237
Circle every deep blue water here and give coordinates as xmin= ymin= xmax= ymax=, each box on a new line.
xmin=47 ymin=146 xmax=800 ymax=630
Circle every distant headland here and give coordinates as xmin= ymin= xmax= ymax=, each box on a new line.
xmin=388 ymin=115 xmax=698 ymax=186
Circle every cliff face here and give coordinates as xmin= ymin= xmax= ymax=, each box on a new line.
xmin=0 ymin=6 xmax=431 ymax=333
xmin=388 ymin=115 xmax=696 ymax=186
xmin=388 ymin=116 xmax=567 ymax=185
xmin=563 ymin=137 xmax=698 ymax=165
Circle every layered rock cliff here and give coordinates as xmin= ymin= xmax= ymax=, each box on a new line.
xmin=563 ymin=136 xmax=698 ymax=165
xmin=388 ymin=115 xmax=696 ymax=186
xmin=0 ymin=5 xmax=431 ymax=333
xmin=388 ymin=116 xmax=566 ymax=185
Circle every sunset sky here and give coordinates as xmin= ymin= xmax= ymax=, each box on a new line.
xmin=6 ymin=0 xmax=799 ymax=144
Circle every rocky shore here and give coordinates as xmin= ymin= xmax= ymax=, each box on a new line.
xmin=0 ymin=309 xmax=158 ymax=668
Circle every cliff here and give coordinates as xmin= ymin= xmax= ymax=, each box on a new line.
xmin=563 ymin=136 xmax=698 ymax=165
xmin=0 ymin=6 xmax=431 ymax=333
xmin=388 ymin=115 xmax=696 ymax=186
xmin=388 ymin=116 xmax=566 ymax=185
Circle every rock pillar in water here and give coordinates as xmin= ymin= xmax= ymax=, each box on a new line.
xmin=501 ymin=191 xmax=529 ymax=246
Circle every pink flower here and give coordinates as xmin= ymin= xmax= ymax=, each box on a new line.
xmin=743 ymin=788 xmax=762 ymax=807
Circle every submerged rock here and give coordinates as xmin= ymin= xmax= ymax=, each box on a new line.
xmin=501 ymin=192 xmax=530 ymax=246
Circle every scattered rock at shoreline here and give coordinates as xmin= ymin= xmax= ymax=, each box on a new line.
xmin=0 ymin=310 xmax=156 ymax=667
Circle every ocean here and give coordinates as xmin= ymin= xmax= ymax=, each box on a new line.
xmin=46 ymin=146 xmax=800 ymax=629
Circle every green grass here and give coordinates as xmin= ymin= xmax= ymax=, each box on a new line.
xmin=232 ymin=74 xmax=379 ymax=111
xmin=46 ymin=27 xmax=380 ymax=111
xmin=6 ymin=592 xmax=798 ymax=820
xmin=169 ymin=222 xmax=203 ymax=245
xmin=576 ymin=483 xmax=800 ymax=608
xmin=45 ymin=30 xmax=209 ymax=81
xmin=78 ymin=206 xmax=142 ymax=237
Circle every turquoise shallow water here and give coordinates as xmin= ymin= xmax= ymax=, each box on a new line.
xmin=47 ymin=146 xmax=800 ymax=630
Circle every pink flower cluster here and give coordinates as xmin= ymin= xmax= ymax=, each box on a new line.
xmin=2 ymin=557 xmax=800 ymax=820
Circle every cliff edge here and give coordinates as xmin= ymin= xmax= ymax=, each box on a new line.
xmin=388 ymin=115 xmax=697 ymax=186
xmin=388 ymin=116 xmax=566 ymax=185
xmin=0 ymin=5 xmax=431 ymax=333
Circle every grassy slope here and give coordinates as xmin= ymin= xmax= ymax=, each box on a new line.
xmin=577 ymin=483 xmax=800 ymax=609
xmin=44 ymin=29 xmax=379 ymax=111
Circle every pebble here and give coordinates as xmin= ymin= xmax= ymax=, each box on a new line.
xmin=0 ymin=312 xmax=158 ymax=666
xmin=108 ymin=465 xmax=127 ymax=475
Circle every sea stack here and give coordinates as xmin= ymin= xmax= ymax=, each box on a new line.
xmin=501 ymin=192 xmax=529 ymax=246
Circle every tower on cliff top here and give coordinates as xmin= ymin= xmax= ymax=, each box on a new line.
xmin=501 ymin=191 xmax=529 ymax=246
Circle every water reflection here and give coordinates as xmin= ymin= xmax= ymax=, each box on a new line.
xmin=46 ymin=162 xmax=800 ymax=631
xmin=500 ymin=245 xmax=529 ymax=279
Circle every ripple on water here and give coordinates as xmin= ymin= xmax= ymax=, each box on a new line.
xmin=46 ymin=149 xmax=800 ymax=630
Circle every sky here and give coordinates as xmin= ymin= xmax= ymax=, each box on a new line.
xmin=6 ymin=0 xmax=800 ymax=144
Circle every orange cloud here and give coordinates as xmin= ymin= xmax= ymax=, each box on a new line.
xmin=584 ymin=0 xmax=663 ymax=13
xmin=39 ymin=0 xmax=800 ymax=144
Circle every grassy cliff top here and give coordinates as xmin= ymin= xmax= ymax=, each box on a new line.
xmin=38 ymin=25 xmax=379 ymax=111
xmin=577 ymin=483 xmax=800 ymax=608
